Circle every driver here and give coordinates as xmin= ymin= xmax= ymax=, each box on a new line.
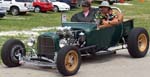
xmin=96 ymin=1 xmax=123 ymax=29
xmin=71 ymin=1 xmax=96 ymax=22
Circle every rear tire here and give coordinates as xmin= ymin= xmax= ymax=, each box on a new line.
xmin=53 ymin=6 xmax=59 ymax=12
xmin=127 ymin=27 xmax=149 ymax=58
xmin=10 ymin=7 xmax=19 ymax=16
xmin=1 ymin=39 xmax=26 ymax=67
xmin=57 ymin=46 xmax=81 ymax=76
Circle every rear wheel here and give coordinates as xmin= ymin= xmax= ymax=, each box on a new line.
xmin=10 ymin=7 xmax=19 ymax=16
xmin=127 ymin=27 xmax=149 ymax=58
xmin=1 ymin=39 xmax=26 ymax=67
xmin=57 ymin=46 xmax=81 ymax=76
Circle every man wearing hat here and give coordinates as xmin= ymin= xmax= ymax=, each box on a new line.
xmin=96 ymin=1 xmax=123 ymax=29
xmin=71 ymin=1 xmax=97 ymax=22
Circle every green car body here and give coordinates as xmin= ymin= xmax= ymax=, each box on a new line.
xmin=39 ymin=19 xmax=133 ymax=53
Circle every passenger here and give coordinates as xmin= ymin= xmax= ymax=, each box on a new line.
xmin=96 ymin=1 xmax=123 ymax=29
xmin=71 ymin=1 xmax=96 ymax=22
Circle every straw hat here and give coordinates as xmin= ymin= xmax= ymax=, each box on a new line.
xmin=99 ymin=1 xmax=111 ymax=8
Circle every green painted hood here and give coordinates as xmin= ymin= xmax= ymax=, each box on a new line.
xmin=41 ymin=32 xmax=59 ymax=38
xmin=62 ymin=22 xmax=97 ymax=32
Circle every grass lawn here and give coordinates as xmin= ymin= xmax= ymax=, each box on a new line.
xmin=0 ymin=0 xmax=150 ymax=63
xmin=0 ymin=8 xmax=81 ymax=31
xmin=117 ymin=0 xmax=150 ymax=30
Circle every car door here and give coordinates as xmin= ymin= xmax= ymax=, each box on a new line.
xmin=86 ymin=24 xmax=123 ymax=50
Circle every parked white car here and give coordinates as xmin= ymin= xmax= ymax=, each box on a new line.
xmin=49 ymin=0 xmax=70 ymax=12
xmin=0 ymin=0 xmax=34 ymax=16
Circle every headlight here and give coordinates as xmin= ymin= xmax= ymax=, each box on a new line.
xmin=59 ymin=39 xmax=68 ymax=48
xmin=27 ymin=35 xmax=35 ymax=47
xmin=27 ymin=42 xmax=34 ymax=47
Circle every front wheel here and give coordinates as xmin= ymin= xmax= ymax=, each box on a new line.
xmin=1 ymin=39 xmax=26 ymax=67
xmin=127 ymin=27 xmax=149 ymax=58
xmin=56 ymin=46 xmax=81 ymax=76
xmin=34 ymin=6 xmax=41 ymax=13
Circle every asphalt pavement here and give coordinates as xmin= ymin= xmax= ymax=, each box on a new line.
xmin=0 ymin=49 xmax=150 ymax=77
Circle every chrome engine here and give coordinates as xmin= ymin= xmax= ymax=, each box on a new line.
xmin=56 ymin=26 xmax=86 ymax=48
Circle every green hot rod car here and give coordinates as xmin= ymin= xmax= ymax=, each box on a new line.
xmin=1 ymin=19 xmax=149 ymax=76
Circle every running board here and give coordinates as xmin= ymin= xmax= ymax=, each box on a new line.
xmin=108 ymin=44 xmax=127 ymax=51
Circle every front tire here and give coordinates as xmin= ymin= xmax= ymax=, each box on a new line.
xmin=34 ymin=6 xmax=41 ymax=13
xmin=127 ymin=27 xmax=149 ymax=58
xmin=57 ymin=46 xmax=81 ymax=76
xmin=1 ymin=39 xmax=26 ymax=67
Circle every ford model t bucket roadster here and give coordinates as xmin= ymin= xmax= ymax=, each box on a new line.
xmin=1 ymin=10 xmax=149 ymax=76
xmin=1 ymin=19 xmax=149 ymax=76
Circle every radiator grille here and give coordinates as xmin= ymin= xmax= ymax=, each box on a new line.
xmin=37 ymin=35 xmax=55 ymax=59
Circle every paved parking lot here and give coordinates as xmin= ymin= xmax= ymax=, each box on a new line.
xmin=0 ymin=49 xmax=150 ymax=77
